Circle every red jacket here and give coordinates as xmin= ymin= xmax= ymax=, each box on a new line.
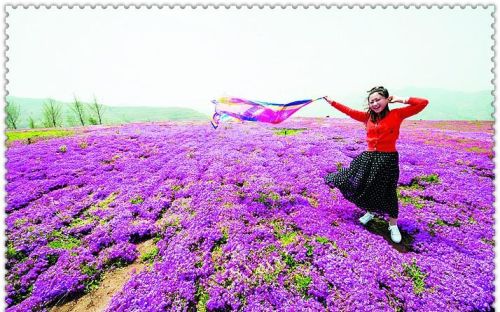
xmin=328 ymin=97 xmax=429 ymax=152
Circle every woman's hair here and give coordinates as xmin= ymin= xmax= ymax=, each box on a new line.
xmin=366 ymin=86 xmax=390 ymax=123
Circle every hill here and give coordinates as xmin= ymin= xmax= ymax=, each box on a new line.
xmin=5 ymin=96 xmax=209 ymax=129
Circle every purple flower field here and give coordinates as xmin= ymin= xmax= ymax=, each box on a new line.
xmin=5 ymin=118 xmax=495 ymax=311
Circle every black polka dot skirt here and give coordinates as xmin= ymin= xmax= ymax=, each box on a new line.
xmin=325 ymin=151 xmax=400 ymax=218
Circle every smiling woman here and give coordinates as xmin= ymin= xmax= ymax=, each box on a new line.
xmin=324 ymin=86 xmax=429 ymax=244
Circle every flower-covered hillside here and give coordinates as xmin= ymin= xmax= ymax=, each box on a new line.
xmin=5 ymin=119 xmax=494 ymax=311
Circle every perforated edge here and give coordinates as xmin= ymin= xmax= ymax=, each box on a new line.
xmin=2 ymin=3 xmax=497 ymax=311
xmin=2 ymin=3 xmax=497 ymax=9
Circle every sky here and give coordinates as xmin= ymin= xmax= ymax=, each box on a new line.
xmin=6 ymin=6 xmax=495 ymax=116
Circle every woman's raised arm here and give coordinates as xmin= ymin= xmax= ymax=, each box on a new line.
xmin=324 ymin=96 xmax=369 ymax=123
xmin=393 ymin=97 xmax=429 ymax=119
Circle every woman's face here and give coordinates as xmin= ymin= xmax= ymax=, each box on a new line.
xmin=368 ymin=92 xmax=389 ymax=114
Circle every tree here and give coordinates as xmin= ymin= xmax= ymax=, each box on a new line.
xmin=42 ymin=98 xmax=63 ymax=127
xmin=6 ymin=100 xmax=20 ymax=129
xmin=89 ymin=96 xmax=105 ymax=125
xmin=88 ymin=116 xmax=98 ymax=125
xmin=28 ymin=116 xmax=36 ymax=129
xmin=70 ymin=96 xmax=86 ymax=126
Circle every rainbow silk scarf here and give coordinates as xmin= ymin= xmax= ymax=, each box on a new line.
xmin=211 ymin=97 xmax=323 ymax=129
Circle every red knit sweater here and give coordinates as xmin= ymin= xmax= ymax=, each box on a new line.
xmin=328 ymin=97 xmax=429 ymax=152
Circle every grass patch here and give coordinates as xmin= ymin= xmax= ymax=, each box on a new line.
xmin=397 ymin=185 xmax=426 ymax=209
xmin=305 ymin=243 xmax=314 ymax=257
xmin=58 ymin=145 xmax=67 ymax=153
xmin=434 ymin=219 xmax=461 ymax=227
xmin=210 ymin=228 xmax=229 ymax=272
xmin=140 ymin=246 xmax=159 ymax=264
xmin=213 ymin=227 xmax=229 ymax=249
xmin=256 ymin=191 xmax=281 ymax=208
xmin=271 ymin=219 xmax=299 ymax=247
xmin=6 ymin=242 xmax=27 ymax=261
xmin=48 ymin=231 xmax=81 ymax=250
xmin=6 ymin=129 xmax=75 ymax=143
xmin=68 ymin=217 xmax=94 ymax=229
xmin=280 ymin=231 xmax=297 ymax=247
xmin=314 ymin=235 xmax=345 ymax=256
xmin=274 ymin=128 xmax=306 ymax=136
xmin=402 ymin=259 xmax=427 ymax=295
xmin=195 ymin=283 xmax=210 ymax=312
xmin=255 ymin=261 xmax=286 ymax=284
xmin=281 ymin=252 xmax=298 ymax=269
xmin=481 ymin=238 xmax=495 ymax=246
xmin=397 ymin=191 xmax=425 ymax=209
xmin=9 ymin=284 xmax=33 ymax=306
xmin=429 ymin=218 xmax=461 ymax=231
xmin=80 ymin=264 xmax=102 ymax=293
xmin=171 ymin=185 xmax=182 ymax=192
xmin=294 ymin=274 xmax=312 ymax=296
xmin=93 ymin=192 xmax=119 ymax=210
xmin=130 ymin=196 xmax=144 ymax=204
xmin=417 ymin=174 xmax=440 ymax=184
xmin=211 ymin=245 xmax=224 ymax=272
xmin=315 ymin=236 xmax=330 ymax=244
xmin=466 ymin=146 xmax=489 ymax=153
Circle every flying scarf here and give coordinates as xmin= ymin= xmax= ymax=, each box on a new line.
xmin=211 ymin=96 xmax=324 ymax=129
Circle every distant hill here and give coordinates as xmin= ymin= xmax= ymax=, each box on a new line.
xmin=296 ymin=88 xmax=494 ymax=120
xmin=5 ymin=96 xmax=209 ymax=129
xmin=6 ymin=88 xmax=494 ymax=129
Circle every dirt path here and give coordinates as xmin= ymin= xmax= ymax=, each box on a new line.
xmin=51 ymin=240 xmax=155 ymax=312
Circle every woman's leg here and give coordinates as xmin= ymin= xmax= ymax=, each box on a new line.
xmin=389 ymin=217 xmax=398 ymax=226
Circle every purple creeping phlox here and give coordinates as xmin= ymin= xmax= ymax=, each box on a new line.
xmin=5 ymin=119 xmax=494 ymax=311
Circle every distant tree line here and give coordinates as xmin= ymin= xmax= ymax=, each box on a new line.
xmin=6 ymin=96 xmax=106 ymax=130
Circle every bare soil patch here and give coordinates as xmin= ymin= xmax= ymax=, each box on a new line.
xmin=50 ymin=240 xmax=155 ymax=312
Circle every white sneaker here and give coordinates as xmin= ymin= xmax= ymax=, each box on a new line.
xmin=359 ymin=212 xmax=374 ymax=225
xmin=388 ymin=225 xmax=402 ymax=243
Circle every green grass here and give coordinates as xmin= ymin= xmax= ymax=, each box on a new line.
xmin=58 ymin=145 xmax=67 ymax=153
xmin=417 ymin=174 xmax=440 ymax=184
xmin=434 ymin=218 xmax=461 ymax=228
xmin=6 ymin=129 xmax=75 ymax=142
xmin=68 ymin=217 xmax=94 ymax=229
xmin=271 ymin=219 xmax=299 ymax=247
xmin=280 ymin=231 xmax=298 ymax=246
xmin=397 ymin=187 xmax=426 ymax=209
xmin=403 ymin=259 xmax=427 ymax=295
xmin=274 ymin=128 xmax=306 ymax=136
xmin=80 ymin=264 xmax=102 ymax=293
xmin=315 ymin=236 xmax=330 ymax=244
xmin=281 ymin=252 xmax=298 ymax=269
xmin=294 ymin=274 xmax=312 ymax=296
xmin=195 ymin=283 xmax=210 ymax=312
xmin=256 ymin=191 xmax=281 ymax=208
xmin=47 ymin=231 xmax=81 ymax=250
xmin=6 ymin=242 xmax=26 ymax=261
xmin=305 ymin=243 xmax=314 ymax=257
xmin=140 ymin=246 xmax=159 ymax=264
xmin=130 ymin=196 xmax=144 ymax=204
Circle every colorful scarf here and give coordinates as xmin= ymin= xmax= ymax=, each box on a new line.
xmin=211 ymin=97 xmax=324 ymax=128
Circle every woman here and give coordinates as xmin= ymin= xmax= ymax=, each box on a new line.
xmin=324 ymin=86 xmax=428 ymax=243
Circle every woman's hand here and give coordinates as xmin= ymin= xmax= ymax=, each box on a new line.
xmin=388 ymin=96 xmax=406 ymax=104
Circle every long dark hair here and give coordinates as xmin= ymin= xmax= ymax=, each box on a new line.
xmin=366 ymin=86 xmax=390 ymax=123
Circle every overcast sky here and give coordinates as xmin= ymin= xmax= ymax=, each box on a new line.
xmin=6 ymin=5 xmax=494 ymax=115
